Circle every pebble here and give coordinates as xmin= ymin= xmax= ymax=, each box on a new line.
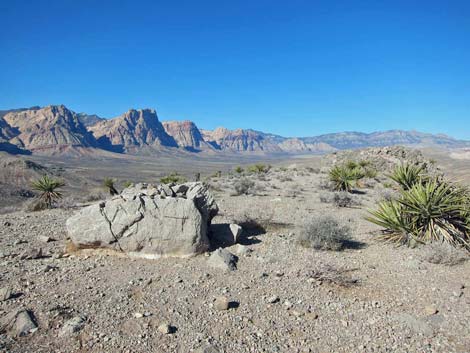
xmin=214 ymin=296 xmax=230 ymax=311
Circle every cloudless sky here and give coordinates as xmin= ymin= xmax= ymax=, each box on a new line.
xmin=1 ymin=0 xmax=469 ymax=138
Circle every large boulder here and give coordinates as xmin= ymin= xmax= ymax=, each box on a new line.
xmin=66 ymin=182 xmax=218 ymax=258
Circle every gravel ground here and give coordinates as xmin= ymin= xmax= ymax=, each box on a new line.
xmin=1 ymin=163 xmax=469 ymax=353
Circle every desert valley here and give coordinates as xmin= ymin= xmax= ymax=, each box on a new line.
xmin=0 ymin=105 xmax=469 ymax=352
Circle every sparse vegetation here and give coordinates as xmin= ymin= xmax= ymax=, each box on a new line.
xmin=319 ymin=191 xmax=359 ymax=208
xmin=297 ymin=215 xmax=352 ymax=251
xmin=248 ymin=164 xmax=270 ymax=174
xmin=235 ymin=166 xmax=244 ymax=174
xmin=103 ymin=178 xmax=119 ymax=195
xmin=422 ymin=242 xmax=469 ymax=266
xmin=328 ymin=164 xmax=364 ymax=192
xmin=123 ymin=180 xmax=133 ymax=188
xmin=31 ymin=175 xmax=65 ymax=209
xmin=388 ymin=163 xmax=426 ymax=191
xmin=306 ymin=263 xmax=358 ymax=287
xmin=233 ymin=178 xmax=255 ymax=195
xmin=160 ymin=172 xmax=187 ymax=184
xmin=367 ymin=167 xmax=470 ymax=250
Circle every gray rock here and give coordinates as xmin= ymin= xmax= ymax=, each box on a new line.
xmin=214 ymin=296 xmax=230 ymax=311
xmin=19 ymin=248 xmax=42 ymax=260
xmin=0 ymin=309 xmax=37 ymax=337
xmin=229 ymin=224 xmax=243 ymax=243
xmin=157 ymin=322 xmax=172 ymax=334
xmin=59 ymin=315 xmax=86 ymax=337
xmin=38 ymin=235 xmax=53 ymax=243
xmin=0 ymin=287 xmax=13 ymax=301
xmin=66 ymin=182 xmax=218 ymax=259
xmin=267 ymin=295 xmax=280 ymax=304
xmin=234 ymin=244 xmax=252 ymax=256
xmin=196 ymin=345 xmax=221 ymax=353
xmin=207 ymin=248 xmax=237 ymax=271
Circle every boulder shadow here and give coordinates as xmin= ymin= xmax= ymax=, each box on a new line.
xmin=342 ymin=239 xmax=368 ymax=250
xmin=208 ymin=223 xmax=263 ymax=249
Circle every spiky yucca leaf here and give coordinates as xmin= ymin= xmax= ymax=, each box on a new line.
xmin=31 ymin=175 xmax=65 ymax=208
xmin=103 ymin=177 xmax=118 ymax=195
xmin=389 ymin=163 xmax=426 ymax=190
xmin=399 ymin=180 xmax=470 ymax=248
xmin=329 ymin=165 xmax=363 ymax=192
xmin=366 ymin=200 xmax=415 ymax=245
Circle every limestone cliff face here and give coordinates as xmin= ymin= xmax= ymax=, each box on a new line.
xmin=201 ymin=127 xmax=282 ymax=152
xmin=162 ymin=121 xmax=213 ymax=151
xmin=88 ymin=109 xmax=177 ymax=152
xmin=2 ymin=105 xmax=97 ymax=150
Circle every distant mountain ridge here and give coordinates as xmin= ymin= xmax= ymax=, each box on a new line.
xmin=0 ymin=105 xmax=468 ymax=156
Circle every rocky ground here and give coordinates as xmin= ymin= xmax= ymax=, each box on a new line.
xmin=1 ymin=148 xmax=470 ymax=353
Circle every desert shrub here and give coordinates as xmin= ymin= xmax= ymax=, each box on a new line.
xmin=248 ymin=164 xmax=270 ymax=174
xmin=24 ymin=199 xmax=49 ymax=212
xmin=421 ymin=242 xmax=469 ymax=266
xmin=389 ymin=163 xmax=426 ymax=191
xmin=359 ymin=160 xmax=371 ymax=168
xmin=31 ymin=175 xmax=65 ymax=209
xmin=305 ymin=167 xmax=320 ymax=174
xmin=279 ymin=167 xmax=288 ymax=172
xmin=367 ymin=178 xmax=470 ymax=250
xmin=278 ymin=175 xmax=293 ymax=182
xmin=346 ymin=160 xmax=359 ymax=170
xmin=123 ymin=180 xmax=133 ymax=188
xmin=234 ymin=166 xmax=244 ymax=174
xmin=306 ymin=263 xmax=358 ymax=287
xmin=233 ymin=178 xmax=256 ymax=195
xmin=328 ymin=165 xmax=364 ymax=192
xmin=333 ymin=192 xmax=359 ymax=208
xmin=103 ymin=177 xmax=119 ymax=195
xmin=160 ymin=172 xmax=187 ymax=184
xmin=297 ymin=215 xmax=352 ymax=251
xmin=363 ymin=167 xmax=378 ymax=179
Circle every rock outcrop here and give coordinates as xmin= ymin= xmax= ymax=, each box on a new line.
xmin=201 ymin=127 xmax=282 ymax=152
xmin=66 ymin=182 xmax=218 ymax=258
xmin=89 ymin=109 xmax=177 ymax=152
xmin=162 ymin=120 xmax=213 ymax=151
xmin=2 ymin=105 xmax=97 ymax=151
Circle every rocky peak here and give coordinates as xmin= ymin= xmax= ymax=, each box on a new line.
xmin=201 ymin=127 xmax=281 ymax=152
xmin=162 ymin=120 xmax=212 ymax=151
xmin=89 ymin=108 xmax=177 ymax=152
xmin=2 ymin=105 xmax=97 ymax=150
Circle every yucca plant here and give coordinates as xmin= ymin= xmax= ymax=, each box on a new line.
xmin=367 ymin=178 xmax=470 ymax=250
xmin=329 ymin=165 xmax=364 ymax=192
xmin=31 ymin=175 xmax=65 ymax=208
xmin=346 ymin=160 xmax=359 ymax=170
xmin=103 ymin=177 xmax=119 ymax=195
xmin=389 ymin=163 xmax=426 ymax=190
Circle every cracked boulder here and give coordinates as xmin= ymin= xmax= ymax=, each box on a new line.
xmin=66 ymin=182 xmax=218 ymax=258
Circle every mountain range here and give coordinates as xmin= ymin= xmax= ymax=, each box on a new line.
xmin=0 ymin=105 xmax=468 ymax=156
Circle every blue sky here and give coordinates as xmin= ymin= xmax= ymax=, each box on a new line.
xmin=1 ymin=0 xmax=469 ymax=139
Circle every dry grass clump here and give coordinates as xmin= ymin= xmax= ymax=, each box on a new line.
xmin=232 ymin=178 xmax=256 ymax=196
xmin=421 ymin=242 xmax=469 ymax=266
xmin=297 ymin=215 xmax=352 ymax=251
xmin=306 ymin=263 xmax=358 ymax=287
xmin=319 ymin=191 xmax=360 ymax=208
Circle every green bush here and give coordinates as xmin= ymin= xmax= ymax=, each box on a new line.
xmin=389 ymin=163 xmax=426 ymax=191
xmin=160 ymin=172 xmax=187 ymax=184
xmin=328 ymin=164 xmax=364 ymax=192
xmin=235 ymin=166 xmax=244 ymax=174
xmin=103 ymin=177 xmax=118 ymax=195
xmin=367 ymin=177 xmax=470 ymax=250
xmin=248 ymin=164 xmax=270 ymax=174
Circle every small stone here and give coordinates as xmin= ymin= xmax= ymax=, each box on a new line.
xmin=267 ymin=296 xmax=280 ymax=304
xmin=214 ymin=296 xmax=230 ymax=311
xmin=424 ymin=305 xmax=438 ymax=315
xmin=157 ymin=323 xmax=172 ymax=334
xmin=0 ymin=309 xmax=37 ymax=337
xmin=207 ymin=248 xmax=237 ymax=272
xmin=19 ymin=248 xmax=42 ymax=260
xmin=0 ymin=287 xmax=13 ymax=301
xmin=134 ymin=313 xmax=143 ymax=318
xmin=229 ymin=224 xmax=243 ymax=243
xmin=59 ymin=316 xmax=86 ymax=337
xmin=38 ymin=236 xmax=54 ymax=243
xmin=196 ymin=345 xmax=220 ymax=353
xmin=234 ymin=244 xmax=252 ymax=256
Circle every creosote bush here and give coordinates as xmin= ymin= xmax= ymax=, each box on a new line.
xmin=297 ymin=215 xmax=352 ymax=251
xmin=247 ymin=164 xmax=270 ymax=174
xmin=160 ymin=172 xmax=187 ymax=184
xmin=421 ymin=242 xmax=469 ymax=266
xmin=233 ymin=178 xmax=255 ymax=195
